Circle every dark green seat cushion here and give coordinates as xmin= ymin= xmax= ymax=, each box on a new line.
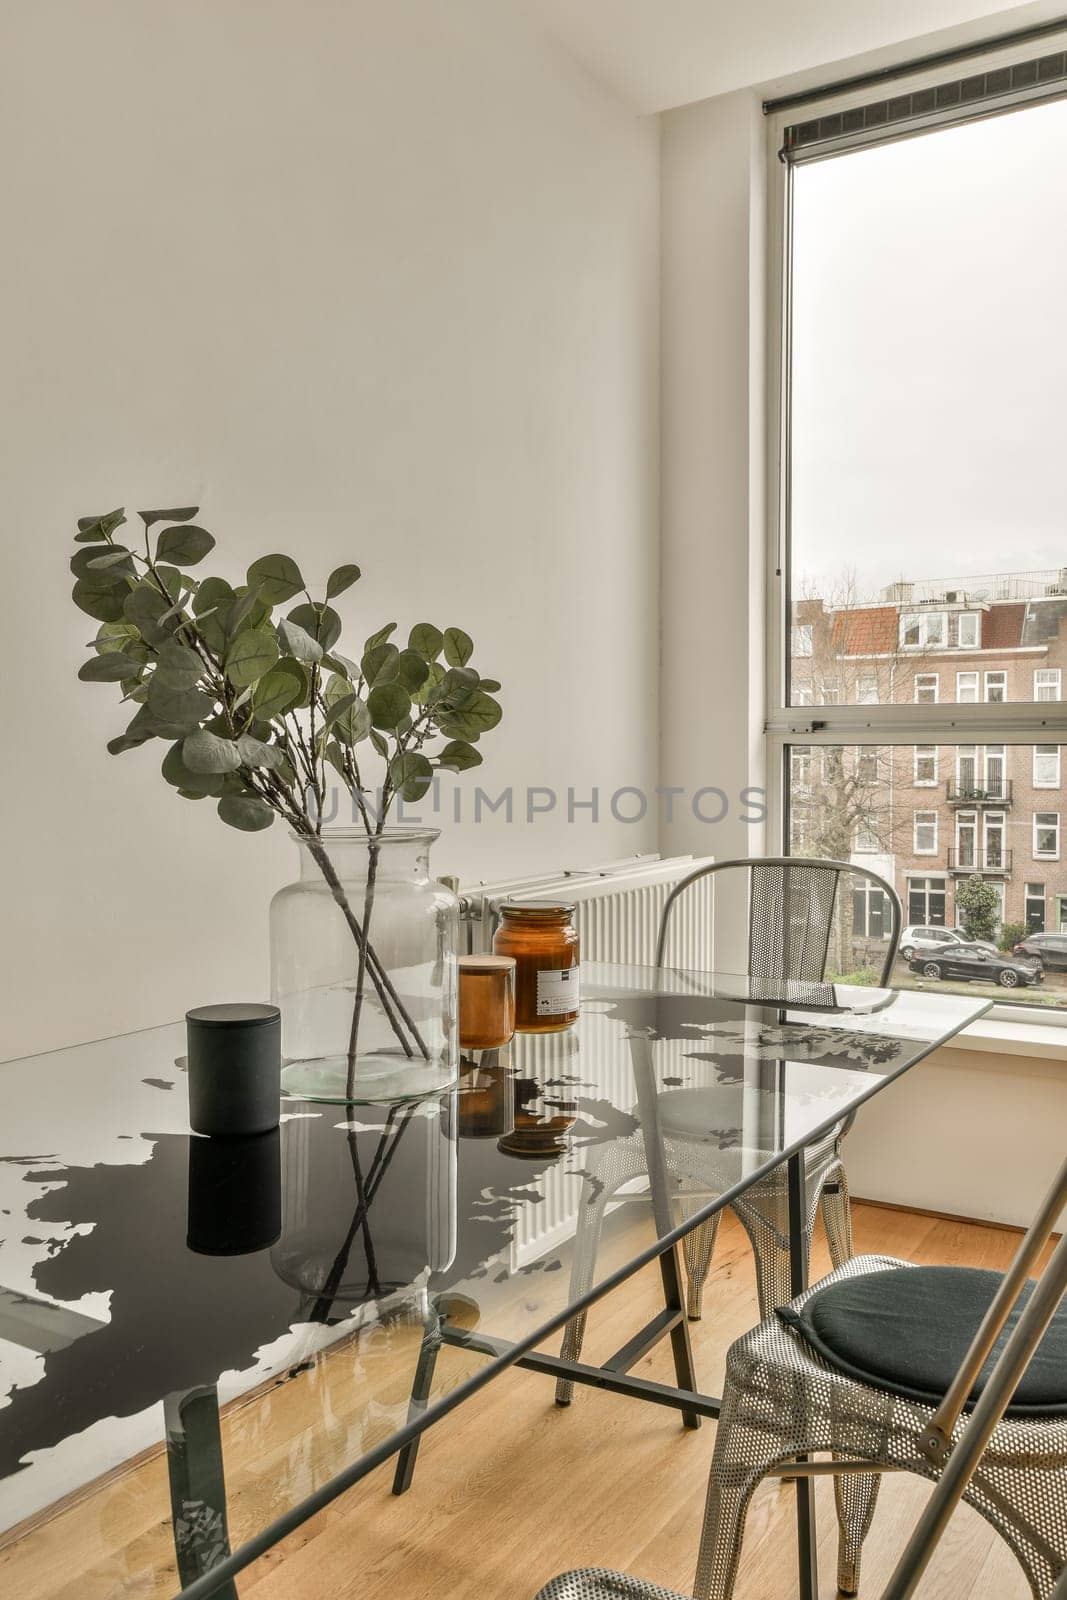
xmin=777 ymin=1265 xmax=1067 ymax=1419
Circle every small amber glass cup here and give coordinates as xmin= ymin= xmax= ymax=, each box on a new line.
xmin=458 ymin=954 xmax=516 ymax=1050
xmin=492 ymin=900 xmax=580 ymax=1033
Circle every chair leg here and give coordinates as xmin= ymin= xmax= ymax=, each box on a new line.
xmin=821 ymin=1158 xmax=854 ymax=1270
xmin=692 ymin=1378 xmax=768 ymax=1600
xmin=679 ymin=1204 xmax=722 ymax=1320
xmin=556 ymin=1184 xmax=613 ymax=1406
xmin=833 ymin=1460 xmax=882 ymax=1598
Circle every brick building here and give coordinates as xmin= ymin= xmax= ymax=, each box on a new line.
xmin=790 ymin=568 xmax=1067 ymax=938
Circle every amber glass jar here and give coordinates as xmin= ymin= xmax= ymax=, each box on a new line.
xmin=458 ymin=954 xmax=516 ymax=1050
xmin=493 ymin=900 xmax=579 ymax=1032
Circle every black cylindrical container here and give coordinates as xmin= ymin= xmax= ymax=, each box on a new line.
xmin=186 ymin=1002 xmax=281 ymax=1137
xmin=186 ymin=1128 xmax=282 ymax=1255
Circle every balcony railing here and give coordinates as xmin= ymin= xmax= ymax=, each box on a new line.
xmin=945 ymin=779 xmax=1013 ymax=807
xmin=948 ymin=847 xmax=1013 ymax=875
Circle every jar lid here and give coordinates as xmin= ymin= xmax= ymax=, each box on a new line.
xmin=459 ymin=954 xmax=517 ymax=973
xmin=500 ymin=899 xmax=576 ymax=917
xmin=186 ymin=1003 xmax=280 ymax=1029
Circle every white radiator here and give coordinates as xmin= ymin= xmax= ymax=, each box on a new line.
xmin=459 ymin=852 xmax=716 ymax=968
xmin=458 ymin=853 xmax=716 ymax=1269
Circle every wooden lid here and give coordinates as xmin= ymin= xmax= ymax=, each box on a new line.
xmin=458 ymin=954 xmax=517 ymax=974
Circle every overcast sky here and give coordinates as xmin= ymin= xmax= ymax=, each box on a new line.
xmin=792 ymin=95 xmax=1067 ymax=601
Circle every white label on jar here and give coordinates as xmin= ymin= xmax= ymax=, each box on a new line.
xmin=536 ymin=967 xmax=580 ymax=1016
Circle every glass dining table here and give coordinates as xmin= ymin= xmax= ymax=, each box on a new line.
xmin=0 ymin=963 xmax=990 ymax=1600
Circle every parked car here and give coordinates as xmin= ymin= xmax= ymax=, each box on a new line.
xmin=909 ymin=942 xmax=1043 ymax=989
xmin=1012 ymin=932 xmax=1067 ymax=972
xmin=898 ymin=925 xmax=967 ymax=963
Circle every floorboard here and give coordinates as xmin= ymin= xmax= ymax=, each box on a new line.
xmin=0 ymin=1202 xmax=1053 ymax=1600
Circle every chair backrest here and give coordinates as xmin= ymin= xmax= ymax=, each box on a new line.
xmin=654 ymin=856 xmax=902 ymax=987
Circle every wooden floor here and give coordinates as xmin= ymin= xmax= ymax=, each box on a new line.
xmin=1 ymin=1203 xmax=1053 ymax=1600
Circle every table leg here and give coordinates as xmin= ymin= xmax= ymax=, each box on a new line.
xmin=392 ymin=1306 xmax=445 ymax=1495
xmin=629 ymin=1032 xmax=700 ymax=1429
xmin=788 ymin=1151 xmax=819 ymax=1600
xmin=164 ymin=1386 xmax=238 ymax=1599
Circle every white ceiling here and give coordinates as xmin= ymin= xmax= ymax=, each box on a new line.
xmin=529 ymin=0 xmax=1061 ymax=114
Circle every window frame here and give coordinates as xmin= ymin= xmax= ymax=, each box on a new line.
xmin=914 ymin=672 xmax=939 ymax=703
xmin=1034 ymin=812 xmax=1061 ymax=862
xmin=1035 ymin=668 xmax=1062 ymax=702
xmin=957 ymin=612 xmax=980 ymax=649
xmin=764 ymin=51 xmax=1067 ymax=1025
xmin=913 ymin=809 xmax=938 ymax=856
xmin=913 ymin=744 xmax=938 ymax=786
xmin=1034 ymin=744 xmax=1061 ymax=789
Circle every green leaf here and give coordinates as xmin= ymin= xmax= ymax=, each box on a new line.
xmin=325 ymin=563 xmax=361 ymax=600
xmin=93 ymin=620 xmax=145 ymax=656
xmin=78 ymin=653 xmax=138 ymax=683
xmin=369 ymin=729 xmax=389 ymax=759
xmin=412 ymin=659 xmax=445 ymax=706
xmin=193 ymin=576 xmax=234 ymax=616
xmin=277 ymin=617 xmax=323 ymax=663
xmin=247 ymin=553 xmax=305 ymax=604
xmin=388 ymin=752 xmax=434 ymax=802
xmin=236 ymin=733 xmax=287 ymax=769
xmin=361 ymin=642 xmax=400 ymax=686
xmin=479 ymin=678 xmax=502 ymax=692
xmin=324 ymin=740 xmax=348 ymax=778
xmin=183 ymin=729 xmax=243 ymax=774
xmin=124 ymin=581 xmax=178 ymax=644
xmin=321 ymin=651 xmax=359 ymax=678
xmin=218 ymin=791 xmax=275 ymax=831
xmin=147 ymin=675 xmax=215 ymax=732
xmin=70 ymin=546 xmax=131 ymax=584
xmin=408 ymin=623 xmax=443 ymax=660
xmin=436 ymin=739 xmax=482 ymax=772
xmin=442 ymin=627 xmax=474 ymax=667
xmin=437 ymin=690 xmax=502 ymax=741
xmin=324 ymin=692 xmax=371 ymax=746
xmin=156 ymin=524 xmax=215 ymax=566
xmin=107 ymin=731 xmax=151 ymax=755
xmin=395 ymin=648 xmax=430 ymax=692
xmin=367 ymin=681 xmax=411 ymax=730
xmin=225 ymin=626 xmax=280 ymax=688
xmin=225 ymin=584 xmax=269 ymax=639
xmin=153 ymin=639 xmax=204 ymax=688
xmin=363 ymin=622 xmax=396 ymax=653
xmin=75 ymin=508 xmax=126 ymax=543
xmin=85 ymin=546 xmax=136 ymax=571
xmin=161 ymin=741 xmax=226 ymax=795
xmin=72 ymin=580 xmax=127 ymax=622
xmin=252 ymin=658 xmax=306 ymax=719
xmin=139 ymin=506 xmax=198 ymax=528
xmin=288 ymin=602 xmax=342 ymax=654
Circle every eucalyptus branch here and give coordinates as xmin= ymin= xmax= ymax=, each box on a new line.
xmin=72 ymin=505 xmax=500 ymax=1079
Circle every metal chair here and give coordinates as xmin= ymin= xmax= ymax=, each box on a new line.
xmin=555 ymin=858 xmax=902 ymax=1405
xmin=538 ymin=1152 xmax=1067 ymax=1600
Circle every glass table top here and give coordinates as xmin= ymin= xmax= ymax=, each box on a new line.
xmin=0 ymin=964 xmax=989 ymax=1595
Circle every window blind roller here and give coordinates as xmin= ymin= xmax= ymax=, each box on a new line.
xmin=781 ymin=48 xmax=1067 ymax=164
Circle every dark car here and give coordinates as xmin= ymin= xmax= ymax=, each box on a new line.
xmin=909 ymin=941 xmax=1043 ymax=989
xmin=1012 ymin=932 xmax=1067 ymax=972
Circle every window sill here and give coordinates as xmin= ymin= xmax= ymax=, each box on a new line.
xmin=941 ymin=1014 xmax=1067 ymax=1060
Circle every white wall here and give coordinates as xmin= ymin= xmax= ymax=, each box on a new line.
xmin=658 ymin=89 xmax=766 ymax=913
xmin=845 ymin=1041 xmax=1067 ymax=1229
xmin=0 ymin=0 xmax=659 ymax=1059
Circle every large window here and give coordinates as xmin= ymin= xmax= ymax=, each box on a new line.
xmin=770 ymin=49 xmax=1067 ymax=1010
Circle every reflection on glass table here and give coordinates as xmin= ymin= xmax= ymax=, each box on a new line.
xmin=0 ymin=966 xmax=988 ymax=1600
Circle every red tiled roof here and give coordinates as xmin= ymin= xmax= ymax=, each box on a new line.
xmin=831 ymin=606 xmax=897 ymax=655
xmin=982 ymin=604 xmax=1025 ymax=649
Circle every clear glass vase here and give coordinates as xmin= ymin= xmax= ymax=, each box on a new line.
xmin=271 ymin=828 xmax=459 ymax=1103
